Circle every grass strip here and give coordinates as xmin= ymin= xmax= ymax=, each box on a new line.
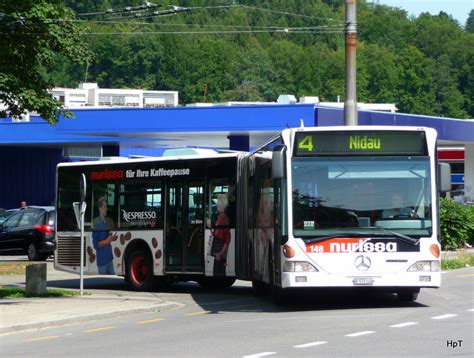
xmin=441 ymin=252 xmax=474 ymax=270
xmin=0 ymin=287 xmax=81 ymax=298
xmin=0 ymin=261 xmax=31 ymax=275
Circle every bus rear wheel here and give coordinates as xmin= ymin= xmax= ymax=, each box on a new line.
xmin=127 ymin=249 xmax=154 ymax=291
xmin=271 ymin=285 xmax=288 ymax=305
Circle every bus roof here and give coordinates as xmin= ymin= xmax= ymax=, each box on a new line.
xmin=57 ymin=151 xmax=241 ymax=168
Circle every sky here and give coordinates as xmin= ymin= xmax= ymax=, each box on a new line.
xmin=377 ymin=0 xmax=472 ymax=25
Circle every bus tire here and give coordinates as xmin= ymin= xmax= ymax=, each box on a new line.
xmin=126 ymin=248 xmax=154 ymax=291
xmin=252 ymin=280 xmax=267 ymax=296
xmin=271 ymin=285 xmax=288 ymax=305
xmin=397 ymin=289 xmax=419 ymax=302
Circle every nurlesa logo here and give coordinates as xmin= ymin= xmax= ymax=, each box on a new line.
xmin=122 ymin=210 xmax=156 ymax=223
xmin=307 ymin=238 xmax=398 ymax=253
xmin=331 ymin=239 xmax=397 ymax=253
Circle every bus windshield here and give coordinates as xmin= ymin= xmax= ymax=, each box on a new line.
xmin=291 ymin=156 xmax=432 ymax=239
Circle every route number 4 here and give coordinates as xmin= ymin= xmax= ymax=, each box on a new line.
xmin=298 ymin=135 xmax=314 ymax=151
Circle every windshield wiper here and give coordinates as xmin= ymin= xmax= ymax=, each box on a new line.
xmin=303 ymin=228 xmax=419 ymax=246
xmin=361 ymin=226 xmax=420 ymax=245
xmin=303 ymin=233 xmax=370 ymax=245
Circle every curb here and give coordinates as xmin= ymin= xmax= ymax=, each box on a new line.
xmin=0 ymin=300 xmax=180 ymax=336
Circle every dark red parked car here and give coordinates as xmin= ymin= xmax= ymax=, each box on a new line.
xmin=0 ymin=206 xmax=55 ymax=261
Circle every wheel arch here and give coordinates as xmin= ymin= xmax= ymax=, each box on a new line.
xmin=123 ymin=238 xmax=152 ymax=274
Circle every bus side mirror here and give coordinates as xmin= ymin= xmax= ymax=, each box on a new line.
xmin=272 ymin=145 xmax=287 ymax=179
xmin=438 ymin=162 xmax=451 ymax=192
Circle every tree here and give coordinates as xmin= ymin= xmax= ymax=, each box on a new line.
xmin=0 ymin=1 xmax=92 ymax=124
xmin=413 ymin=12 xmax=463 ymax=60
xmin=396 ymin=46 xmax=437 ymax=115
xmin=432 ymin=55 xmax=468 ymax=118
xmin=17 ymin=0 xmax=471 ymax=119
xmin=358 ymin=43 xmax=399 ymax=104
xmin=358 ymin=4 xmax=413 ymax=50
xmin=466 ymin=9 xmax=474 ymax=33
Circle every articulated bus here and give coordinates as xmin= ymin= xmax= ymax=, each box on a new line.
xmin=55 ymin=126 xmax=450 ymax=302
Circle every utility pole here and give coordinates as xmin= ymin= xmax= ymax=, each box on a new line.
xmin=344 ymin=0 xmax=358 ymax=126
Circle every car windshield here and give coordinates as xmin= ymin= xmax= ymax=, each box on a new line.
xmin=291 ymin=156 xmax=432 ymax=239
xmin=0 ymin=210 xmax=18 ymax=225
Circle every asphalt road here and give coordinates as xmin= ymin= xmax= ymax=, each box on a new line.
xmin=1 ymin=255 xmax=473 ymax=357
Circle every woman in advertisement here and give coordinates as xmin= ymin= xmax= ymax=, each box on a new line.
xmin=211 ymin=194 xmax=231 ymax=275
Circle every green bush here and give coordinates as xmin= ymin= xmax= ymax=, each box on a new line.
xmin=468 ymin=205 xmax=474 ymax=246
xmin=439 ymin=198 xmax=474 ymax=250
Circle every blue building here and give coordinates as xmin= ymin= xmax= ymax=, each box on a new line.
xmin=0 ymin=104 xmax=473 ymax=209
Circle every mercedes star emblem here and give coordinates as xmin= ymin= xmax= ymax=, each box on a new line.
xmin=355 ymin=255 xmax=371 ymax=271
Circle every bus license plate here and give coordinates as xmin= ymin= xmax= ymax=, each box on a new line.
xmin=353 ymin=278 xmax=374 ymax=286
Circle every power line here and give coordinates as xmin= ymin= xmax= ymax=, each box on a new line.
xmin=239 ymin=5 xmax=341 ymax=22
xmin=1 ymin=29 xmax=343 ymax=36
xmin=78 ymin=2 xmax=163 ymax=17
xmin=76 ymin=3 xmax=341 ymax=24
xmin=105 ymin=6 xmax=190 ymax=20
xmin=4 ymin=2 xmax=344 ymax=35
xmin=43 ymin=18 xmax=343 ymax=31
xmin=178 ymin=4 xmax=341 ymax=23
xmin=81 ymin=29 xmax=343 ymax=36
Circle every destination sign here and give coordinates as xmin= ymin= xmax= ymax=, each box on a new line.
xmin=294 ymin=131 xmax=427 ymax=156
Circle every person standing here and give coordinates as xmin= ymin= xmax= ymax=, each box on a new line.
xmin=211 ymin=194 xmax=231 ymax=275
xmin=92 ymin=196 xmax=117 ymax=274
xmin=20 ymin=200 xmax=27 ymax=209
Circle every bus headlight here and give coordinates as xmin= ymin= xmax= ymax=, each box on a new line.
xmin=283 ymin=261 xmax=318 ymax=272
xmin=407 ymin=260 xmax=440 ymax=272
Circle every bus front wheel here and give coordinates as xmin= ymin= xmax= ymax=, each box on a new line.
xmin=397 ymin=289 xmax=419 ymax=302
xmin=126 ymin=249 xmax=154 ymax=291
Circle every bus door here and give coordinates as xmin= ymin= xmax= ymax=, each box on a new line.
xmin=165 ymin=181 xmax=205 ymax=272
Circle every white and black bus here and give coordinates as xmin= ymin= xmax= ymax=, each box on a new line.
xmin=55 ymin=126 xmax=450 ymax=302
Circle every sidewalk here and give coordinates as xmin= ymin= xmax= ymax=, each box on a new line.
xmin=0 ymin=272 xmax=180 ymax=335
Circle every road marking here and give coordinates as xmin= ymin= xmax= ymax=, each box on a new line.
xmin=390 ymin=322 xmax=418 ymax=328
xmin=345 ymin=331 xmax=375 ymax=337
xmin=294 ymin=341 xmax=328 ymax=348
xmin=431 ymin=314 xmax=457 ymax=320
xmin=242 ymin=352 xmax=276 ymax=358
xmin=137 ymin=318 xmax=165 ymax=324
xmin=185 ymin=310 xmax=211 ymax=316
xmin=82 ymin=326 xmax=115 ymax=333
xmin=467 ymin=309 xmax=474 ymax=312
xmin=457 ymin=274 xmax=474 ymax=277
xmin=26 ymin=335 xmax=60 ymax=342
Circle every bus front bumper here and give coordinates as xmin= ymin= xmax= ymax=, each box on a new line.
xmin=281 ymin=271 xmax=441 ymax=289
